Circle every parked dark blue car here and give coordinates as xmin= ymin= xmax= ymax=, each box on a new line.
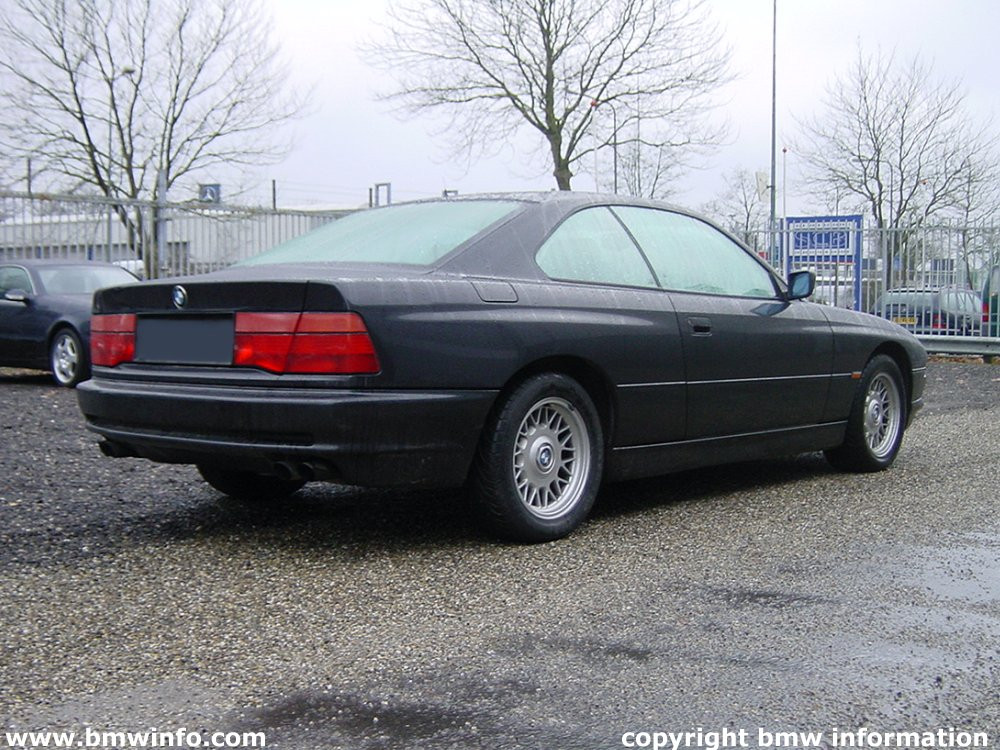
xmin=0 ymin=260 xmax=137 ymax=386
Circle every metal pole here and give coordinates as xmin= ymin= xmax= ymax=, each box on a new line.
xmin=612 ymin=106 xmax=618 ymax=195
xmin=105 ymin=67 xmax=135 ymax=263
xmin=106 ymin=91 xmax=114 ymax=262
xmin=153 ymin=168 xmax=167 ymax=279
xmin=590 ymin=99 xmax=618 ymax=194
xmin=635 ymin=98 xmax=641 ymax=197
xmin=782 ymin=146 xmax=787 ymax=220
xmin=769 ymin=0 xmax=778 ymax=263
xmin=594 ymin=142 xmax=599 ymax=192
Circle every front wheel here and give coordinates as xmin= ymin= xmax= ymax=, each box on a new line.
xmin=197 ymin=465 xmax=305 ymax=501
xmin=825 ymin=354 xmax=907 ymax=472
xmin=50 ymin=328 xmax=87 ymax=387
xmin=472 ymin=374 xmax=604 ymax=542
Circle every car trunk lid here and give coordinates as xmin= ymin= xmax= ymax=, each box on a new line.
xmin=91 ymin=279 xmax=379 ymax=375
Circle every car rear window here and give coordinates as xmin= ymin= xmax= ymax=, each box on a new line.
xmin=37 ymin=266 xmax=137 ymax=295
xmin=944 ymin=291 xmax=981 ymax=314
xmin=881 ymin=291 xmax=933 ymax=307
xmin=241 ymin=200 xmax=523 ymax=267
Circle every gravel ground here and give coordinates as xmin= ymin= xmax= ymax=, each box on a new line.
xmin=0 ymin=360 xmax=998 ymax=748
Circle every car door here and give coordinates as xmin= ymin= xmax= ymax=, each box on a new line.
xmin=0 ymin=265 xmax=37 ymax=365
xmin=532 ymin=206 xmax=687 ymax=448
xmin=612 ymin=206 xmax=834 ymax=440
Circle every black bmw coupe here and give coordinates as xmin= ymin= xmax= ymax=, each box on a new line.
xmin=77 ymin=193 xmax=926 ymax=541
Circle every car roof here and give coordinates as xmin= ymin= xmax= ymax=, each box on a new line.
xmin=0 ymin=259 xmax=125 ymax=269
xmin=415 ymin=190 xmax=694 ymax=214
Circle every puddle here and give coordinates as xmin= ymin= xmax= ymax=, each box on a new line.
xmin=906 ymin=532 xmax=1000 ymax=606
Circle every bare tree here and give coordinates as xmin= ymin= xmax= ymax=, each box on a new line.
xmin=701 ymin=167 xmax=768 ymax=250
xmin=947 ymin=147 xmax=1000 ymax=288
xmin=616 ymin=141 xmax=679 ymax=200
xmin=366 ymin=0 xmax=730 ymax=191
xmin=797 ymin=46 xmax=999 ymax=231
xmin=0 ymin=0 xmax=302 ymax=245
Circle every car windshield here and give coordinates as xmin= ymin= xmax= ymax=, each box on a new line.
xmin=37 ymin=266 xmax=137 ymax=295
xmin=241 ymin=200 xmax=524 ymax=267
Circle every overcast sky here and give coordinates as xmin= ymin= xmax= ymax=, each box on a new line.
xmin=243 ymin=0 xmax=1000 ymax=214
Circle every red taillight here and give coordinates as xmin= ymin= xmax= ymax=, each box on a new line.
xmin=234 ymin=312 xmax=380 ymax=374
xmin=91 ymin=314 xmax=137 ymax=367
xmin=931 ymin=313 xmax=944 ymax=330
xmin=985 ymin=301 xmax=991 ymax=325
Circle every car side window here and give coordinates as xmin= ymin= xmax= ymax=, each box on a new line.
xmin=613 ymin=206 xmax=778 ymax=298
xmin=536 ymin=207 xmax=657 ymax=288
xmin=0 ymin=267 xmax=33 ymax=296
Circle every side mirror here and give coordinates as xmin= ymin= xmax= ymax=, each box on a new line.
xmin=3 ymin=289 xmax=30 ymax=304
xmin=787 ymin=270 xmax=815 ymax=301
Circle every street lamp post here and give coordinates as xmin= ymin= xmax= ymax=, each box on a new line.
xmin=769 ymin=0 xmax=778 ymax=266
xmin=590 ymin=99 xmax=618 ymax=195
xmin=107 ymin=66 xmax=135 ymax=262
xmin=782 ymin=146 xmax=788 ymax=220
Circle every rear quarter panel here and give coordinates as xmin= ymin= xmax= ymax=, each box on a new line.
xmin=339 ymin=275 xmax=687 ymax=448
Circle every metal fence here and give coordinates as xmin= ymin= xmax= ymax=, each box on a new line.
xmin=3 ymin=190 xmax=998 ymax=356
xmin=0 ymin=190 xmax=350 ymax=278
xmin=746 ymin=221 xmax=1000 ymax=357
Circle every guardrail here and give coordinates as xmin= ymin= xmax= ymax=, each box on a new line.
xmin=916 ymin=335 xmax=1000 ymax=358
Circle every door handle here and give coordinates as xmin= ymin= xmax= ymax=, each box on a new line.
xmin=687 ymin=316 xmax=712 ymax=335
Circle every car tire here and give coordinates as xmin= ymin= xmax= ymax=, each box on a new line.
xmin=825 ymin=354 xmax=907 ymax=473
xmin=49 ymin=328 xmax=88 ymax=387
xmin=472 ymin=373 xmax=604 ymax=542
xmin=197 ymin=465 xmax=305 ymax=501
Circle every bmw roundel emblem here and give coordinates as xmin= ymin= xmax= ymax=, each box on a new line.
xmin=172 ymin=285 xmax=188 ymax=309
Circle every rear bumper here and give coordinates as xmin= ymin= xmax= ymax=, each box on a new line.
xmin=77 ymin=376 xmax=498 ymax=488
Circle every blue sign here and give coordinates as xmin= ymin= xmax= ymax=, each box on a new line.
xmin=784 ymin=215 xmax=864 ymax=309
xmin=785 ymin=215 xmax=863 ymax=263
xmin=198 ymin=184 xmax=222 ymax=204
xmin=793 ymin=229 xmax=850 ymax=251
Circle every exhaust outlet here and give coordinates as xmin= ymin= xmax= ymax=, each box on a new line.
xmin=272 ymin=459 xmax=338 ymax=482
xmin=99 ymin=440 xmax=136 ymax=458
xmin=272 ymin=461 xmax=301 ymax=481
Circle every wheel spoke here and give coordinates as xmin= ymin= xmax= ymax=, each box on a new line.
xmin=51 ymin=333 xmax=80 ymax=384
xmin=862 ymin=372 xmax=902 ymax=459
xmin=511 ymin=396 xmax=592 ymax=520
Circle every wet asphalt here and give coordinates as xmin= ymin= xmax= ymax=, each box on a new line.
xmin=0 ymin=360 xmax=998 ymax=748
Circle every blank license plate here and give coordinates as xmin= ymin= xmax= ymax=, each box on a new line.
xmin=134 ymin=316 xmax=234 ymax=365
